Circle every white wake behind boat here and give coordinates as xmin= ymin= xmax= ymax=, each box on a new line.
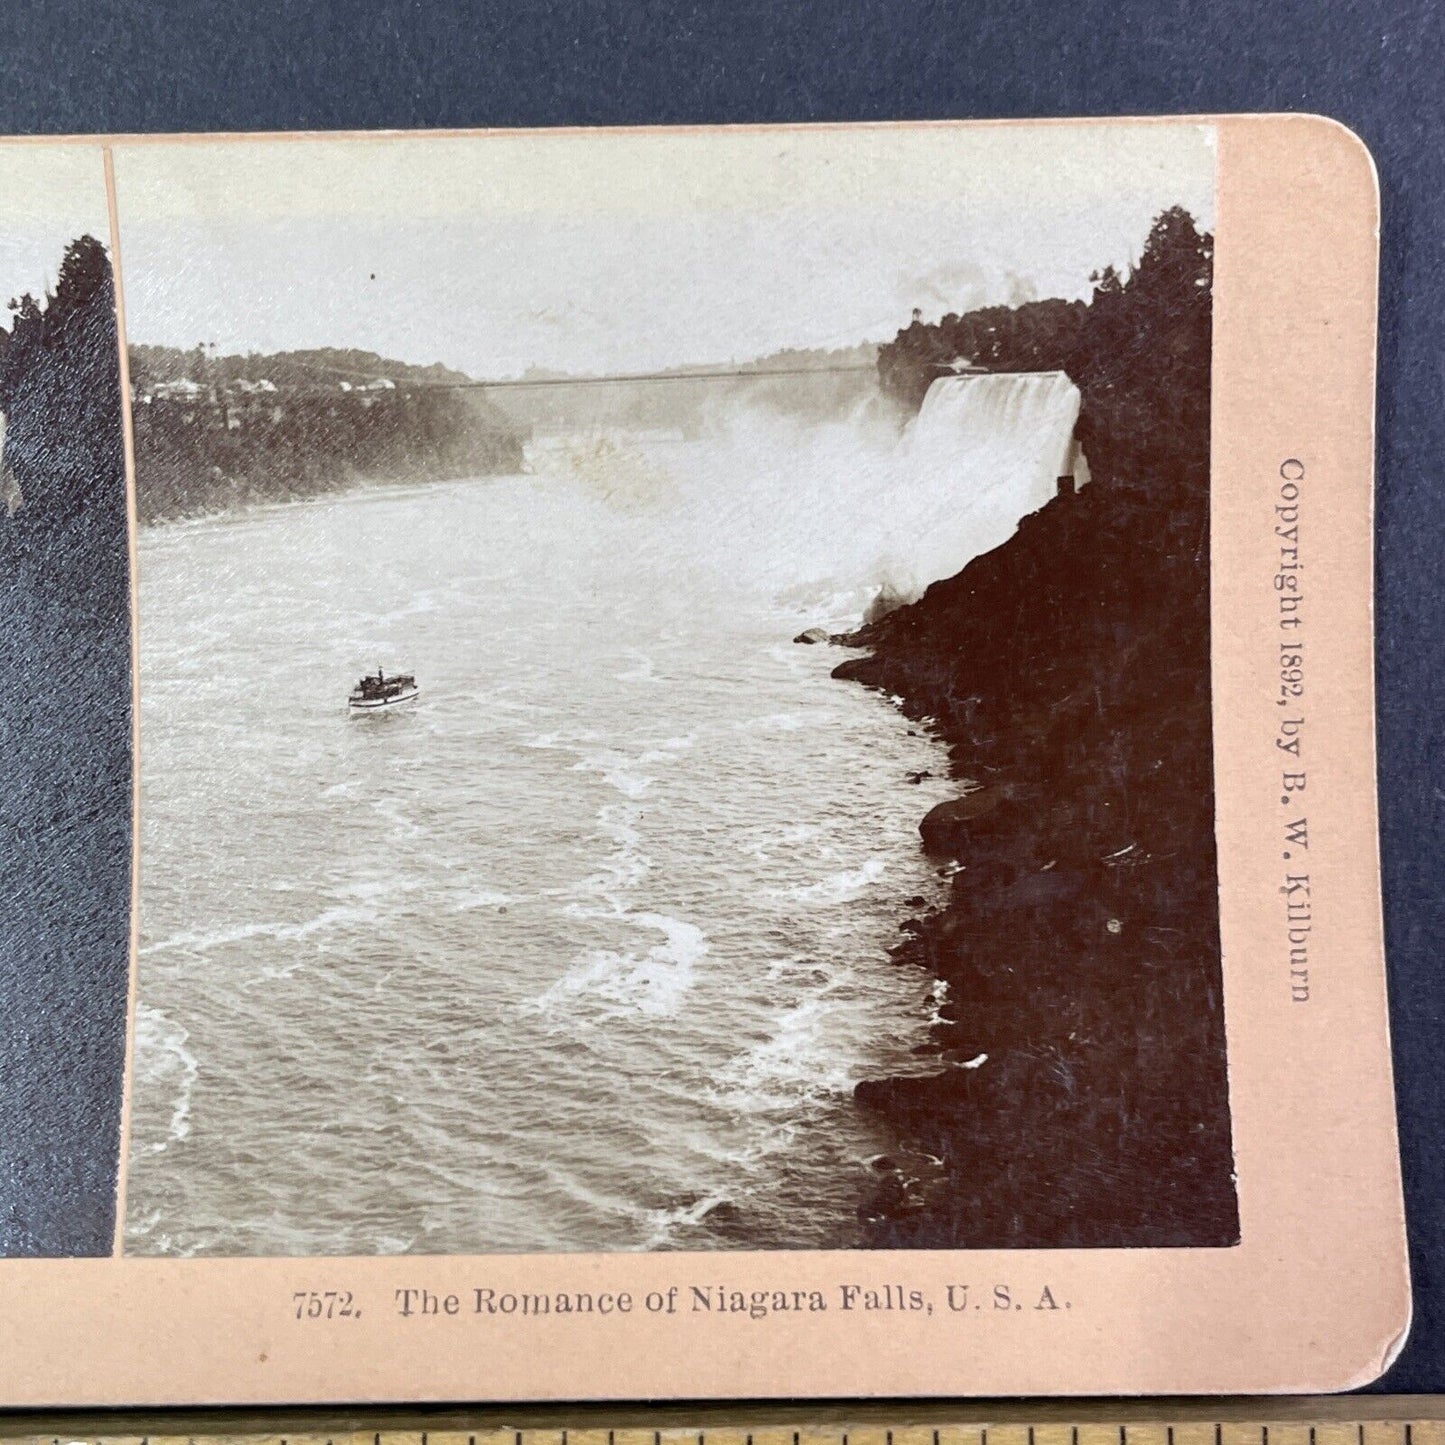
xmin=348 ymin=667 xmax=419 ymax=713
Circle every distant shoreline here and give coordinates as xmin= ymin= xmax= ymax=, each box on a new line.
xmin=131 ymin=388 xmax=524 ymax=525
xmin=136 ymin=462 xmax=521 ymax=530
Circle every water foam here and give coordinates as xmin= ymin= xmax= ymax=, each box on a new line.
xmin=141 ymin=902 xmax=377 ymax=957
xmin=133 ymin=1004 xmax=199 ymax=1153
xmin=530 ymin=911 xmax=709 ymax=1022
xmin=450 ymin=888 xmax=514 ymax=912
xmin=784 ymin=856 xmax=888 ymax=905
xmin=637 ymin=1190 xmax=736 ymax=1249
xmin=576 ymin=801 xmax=653 ymax=896
xmin=713 ymin=993 xmax=858 ymax=1114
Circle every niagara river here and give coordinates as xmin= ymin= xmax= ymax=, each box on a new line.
xmin=125 ymin=375 xmax=1082 ymax=1255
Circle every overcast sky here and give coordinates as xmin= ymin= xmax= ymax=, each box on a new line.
xmin=0 ymin=144 xmax=110 ymax=311
xmin=95 ymin=123 xmax=1217 ymax=378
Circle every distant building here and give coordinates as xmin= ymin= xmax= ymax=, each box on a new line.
xmin=152 ymin=378 xmax=206 ymax=401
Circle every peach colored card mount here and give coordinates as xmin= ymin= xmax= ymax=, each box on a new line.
xmin=0 ymin=115 xmax=1404 ymax=1404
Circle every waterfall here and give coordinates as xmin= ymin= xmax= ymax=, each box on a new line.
xmin=461 ymin=368 xmax=1085 ymax=622
xmin=887 ymin=369 xmax=1082 ymax=596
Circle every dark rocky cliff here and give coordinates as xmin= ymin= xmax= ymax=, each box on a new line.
xmin=840 ymin=208 xmax=1238 ymax=1247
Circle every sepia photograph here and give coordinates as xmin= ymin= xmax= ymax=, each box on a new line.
xmin=111 ymin=124 xmax=1237 ymax=1258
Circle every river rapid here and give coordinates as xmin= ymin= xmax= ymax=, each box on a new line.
xmin=125 ymin=459 xmax=965 ymax=1253
xmin=125 ymin=381 xmax=1080 ymax=1256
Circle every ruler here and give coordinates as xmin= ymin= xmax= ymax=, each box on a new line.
xmin=1 ymin=1401 xmax=1444 ymax=1445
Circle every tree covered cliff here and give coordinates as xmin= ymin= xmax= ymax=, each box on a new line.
xmin=845 ymin=208 xmax=1236 ymax=1248
xmin=130 ymin=344 xmax=526 ymax=522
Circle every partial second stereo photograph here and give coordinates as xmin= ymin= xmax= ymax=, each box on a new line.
xmin=0 ymin=123 xmax=1234 ymax=1261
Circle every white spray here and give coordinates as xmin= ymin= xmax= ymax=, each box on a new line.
xmin=522 ymin=369 xmax=1083 ymax=620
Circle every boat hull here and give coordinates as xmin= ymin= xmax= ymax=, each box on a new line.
xmin=347 ymin=686 xmax=419 ymax=713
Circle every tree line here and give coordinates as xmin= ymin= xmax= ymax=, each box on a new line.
xmin=129 ymin=344 xmax=525 ymax=523
xmin=878 ymin=205 xmax=1213 ymax=491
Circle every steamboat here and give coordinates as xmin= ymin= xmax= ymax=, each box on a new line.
xmin=348 ymin=667 xmax=419 ymax=713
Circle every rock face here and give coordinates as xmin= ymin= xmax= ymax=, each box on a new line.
xmin=917 ymin=787 xmax=1007 ymax=854
xmin=839 ymin=207 xmax=1236 ymax=1250
xmin=856 ymin=1149 xmax=946 ymax=1227
xmin=793 ymin=626 xmax=831 ymax=644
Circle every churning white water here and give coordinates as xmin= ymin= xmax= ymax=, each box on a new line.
xmin=657 ymin=370 xmax=1081 ymax=604
xmin=124 ymin=373 xmax=1081 ymax=1256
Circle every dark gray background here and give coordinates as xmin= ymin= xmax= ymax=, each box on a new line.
xmin=0 ymin=0 xmax=1438 ymax=1393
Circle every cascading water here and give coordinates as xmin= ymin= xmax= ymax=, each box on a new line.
xmin=881 ymin=369 xmax=1082 ymax=599
xmin=580 ymin=368 xmax=1085 ymax=617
